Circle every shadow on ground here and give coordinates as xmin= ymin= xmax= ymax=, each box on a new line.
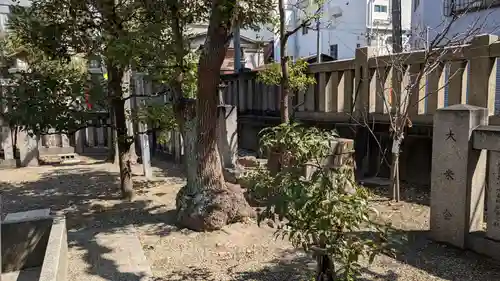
xmin=0 ymin=160 xmax=182 ymax=281
xmin=224 ymin=230 xmax=500 ymax=281
xmin=365 ymin=182 xmax=430 ymax=206
xmin=1 ymin=159 xmax=500 ymax=280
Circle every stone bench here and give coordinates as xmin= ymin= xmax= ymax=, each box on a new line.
xmin=2 ymin=208 xmax=68 ymax=281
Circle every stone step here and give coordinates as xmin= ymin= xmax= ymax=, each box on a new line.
xmin=39 ymin=153 xmax=81 ymax=165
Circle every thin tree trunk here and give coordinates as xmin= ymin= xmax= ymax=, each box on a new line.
xmin=108 ymin=63 xmax=134 ymax=200
xmin=175 ymin=0 xmax=255 ymax=231
xmin=316 ymin=254 xmax=335 ymax=281
xmin=390 ymin=137 xmax=401 ymax=202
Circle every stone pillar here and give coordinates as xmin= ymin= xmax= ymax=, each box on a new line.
xmin=217 ymin=105 xmax=237 ymax=168
xmin=139 ymin=122 xmax=152 ymax=179
xmin=61 ymin=134 xmax=70 ymax=147
xmin=86 ymin=127 xmax=95 ymax=147
xmin=97 ymin=126 xmax=105 ymax=147
xmin=75 ymin=129 xmax=85 ymax=154
xmin=18 ymin=131 xmax=39 ymax=167
xmin=2 ymin=126 xmax=14 ymax=160
xmin=468 ymin=34 xmax=498 ymax=116
xmin=354 ymin=47 xmax=375 ymax=179
xmin=430 ymin=104 xmax=487 ymax=248
xmin=487 ymin=151 xmax=500 ymax=241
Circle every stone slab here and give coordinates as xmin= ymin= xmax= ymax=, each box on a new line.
xmin=39 ymin=147 xmax=75 ymax=156
xmin=0 ymin=159 xmax=17 ymax=169
xmin=4 ymin=209 xmax=51 ymax=223
xmin=18 ymin=131 xmax=39 ymax=167
xmin=430 ymin=105 xmax=487 ymax=248
xmin=68 ymin=226 xmax=152 ymax=281
xmin=487 ymin=151 xmax=500 ymax=240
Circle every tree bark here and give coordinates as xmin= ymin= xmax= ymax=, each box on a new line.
xmin=315 ymin=254 xmax=335 ymax=281
xmin=175 ymin=0 xmax=255 ymax=231
xmin=390 ymin=135 xmax=402 ymax=202
xmin=108 ymin=63 xmax=134 ymax=200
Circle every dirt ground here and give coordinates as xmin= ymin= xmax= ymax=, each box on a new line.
xmin=2 ymin=158 xmax=500 ymax=280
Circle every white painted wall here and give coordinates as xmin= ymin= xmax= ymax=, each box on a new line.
xmin=411 ymin=0 xmax=500 ymax=49
xmin=290 ymin=0 xmax=412 ymax=60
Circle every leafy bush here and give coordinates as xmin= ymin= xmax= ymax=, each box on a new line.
xmin=244 ymin=123 xmax=394 ymax=280
xmin=259 ymin=122 xmax=337 ymax=162
xmin=257 ymin=59 xmax=315 ymax=93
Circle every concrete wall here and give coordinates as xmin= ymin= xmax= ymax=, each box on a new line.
xmin=2 ymin=218 xmax=52 ymax=272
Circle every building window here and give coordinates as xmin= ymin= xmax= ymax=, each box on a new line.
xmin=444 ymin=0 xmax=500 ymax=16
xmin=356 ymin=43 xmax=361 ymax=48
xmin=374 ymin=5 xmax=388 ymax=12
xmin=329 ymin=44 xmax=338 ymax=60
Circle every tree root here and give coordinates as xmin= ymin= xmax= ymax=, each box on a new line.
xmin=176 ymin=182 xmax=256 ymax=231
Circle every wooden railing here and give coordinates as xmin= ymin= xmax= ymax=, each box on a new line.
xmin=221 ymin=34 xmax=500 ymax=125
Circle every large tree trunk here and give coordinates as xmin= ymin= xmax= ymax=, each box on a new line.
xmin=108 ymin=64 xmax=134 ymax=200
xmin=175 ymin=0 xmax=255 ymax=231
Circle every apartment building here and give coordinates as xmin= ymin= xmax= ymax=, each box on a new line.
xmin=411 ymin=0 xmax=500 ymax=48
xmin=285 ymin=0 xmax=412 ymax=61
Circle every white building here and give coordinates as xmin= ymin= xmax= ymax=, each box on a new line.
xmin=411 ymin=0 xmax=500 ymax=49
xmin=286 ymin=0 xmax=412 ymax=61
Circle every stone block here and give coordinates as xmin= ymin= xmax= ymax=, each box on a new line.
xmin=4 ymin=209 xmax=51 ymax=223
xmin=1 ymin=214 xmax=68 ymax=281
xmin=18 ymin=131 xmax=39 ymax=167
xmin=218 ymin=105 xmax=238 ymax=168
xmin=430 ymin=104 xmax=487 ymax=248
xmin=2 ymin=218 xmax=52 ymax=272
xmin=487 ymin=151 xmax=500 ymax=241
xmin=1 ymin=126 xmax=14 ymax=160
xmin=74 ymin=129 xmax=85 ymax=154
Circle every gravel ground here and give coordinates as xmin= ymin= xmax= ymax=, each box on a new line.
xmin=1 ymin=158 xmax=500 ymax=280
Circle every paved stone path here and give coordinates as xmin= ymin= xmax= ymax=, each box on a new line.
xmin=68 ymin=226 xmax=152 ymax=281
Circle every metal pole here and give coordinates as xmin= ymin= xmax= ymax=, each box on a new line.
xmin=316 ymin=18 xmax=321 ymax=63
